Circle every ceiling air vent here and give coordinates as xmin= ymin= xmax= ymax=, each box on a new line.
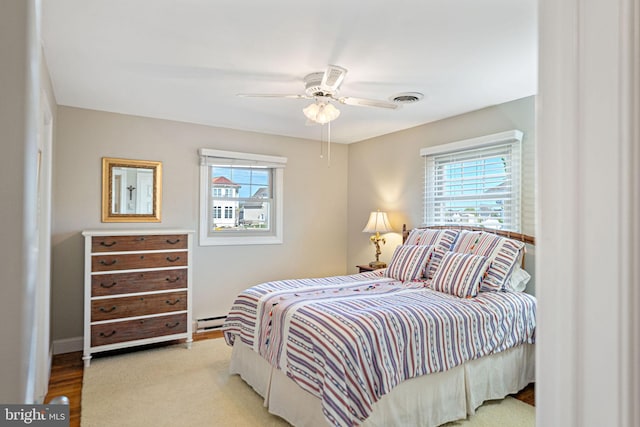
xmin=390 ymin=92 xmax=424 ymax=104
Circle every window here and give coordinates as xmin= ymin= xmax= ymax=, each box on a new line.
xmin=199 ymin=148 xmax=287 ymax=246
xmin=421 ymin=130 xmax=522 ymax=231
xmin=224 ymin=206 xmax=233 ymax=219
xmin=213 ymin=206 xmax=221 ymax=219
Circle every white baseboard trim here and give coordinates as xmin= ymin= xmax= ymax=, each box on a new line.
xmin=52 ymin=336 xmax=83 ymax=355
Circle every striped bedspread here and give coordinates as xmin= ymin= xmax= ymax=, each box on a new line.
xmin=223 ymin=271 xmax=536 ymax=427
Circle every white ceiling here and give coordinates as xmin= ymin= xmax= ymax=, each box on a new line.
xmin=41 ymin=0 xmax=537 ymax=144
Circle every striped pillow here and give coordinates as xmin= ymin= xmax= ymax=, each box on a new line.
xmin=452 ymin=231 xmax=525 ymax=291
xmin=405 ymin=228 xmax=436 ymax=245
xmin=384 ymin=245 xmax=433 ymax=281
xmin=431 ymin=251 xmax=491 ymax=298
xmin=404 ymin=229 xmax=460 ymax=279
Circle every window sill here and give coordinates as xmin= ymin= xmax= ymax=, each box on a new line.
xmin=198 ymin=234 xmax=283 ymax=246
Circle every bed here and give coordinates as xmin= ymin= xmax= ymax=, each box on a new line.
xmin=222 ymin=227 xmax=536 ymax=427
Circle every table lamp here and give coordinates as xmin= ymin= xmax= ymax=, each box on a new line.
xmin=362 ymin=210 xmax=393 ymax=268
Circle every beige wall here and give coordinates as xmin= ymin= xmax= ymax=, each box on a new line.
xmin=347 ymin=96 xmax=536 ymax=290
xmin=51 ymin=107 xmax=348 ymax=340
xmin=52 ymin=97 xmax=534 ymax=342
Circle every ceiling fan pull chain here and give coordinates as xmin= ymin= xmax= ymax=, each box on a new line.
xmin=327 ymin=121 xmax=331 ymax=168
xmin=319 ymin=124 xmax=324 ymax=159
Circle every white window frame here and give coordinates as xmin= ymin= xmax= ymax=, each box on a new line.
xmin=199 ymin=148 xmax=287 ymax=246
xmin=421 ymin=130 xmax=523 ymax=231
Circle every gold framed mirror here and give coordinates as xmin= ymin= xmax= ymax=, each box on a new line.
xmin=102 ymin=157 xmax=162 ymax=222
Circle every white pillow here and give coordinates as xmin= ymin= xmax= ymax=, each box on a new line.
xmin=505 ymin=266 xmax=531 ymax=292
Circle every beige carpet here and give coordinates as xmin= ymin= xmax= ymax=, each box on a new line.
xmin=81 ymin=339 xmax=534 ymax=427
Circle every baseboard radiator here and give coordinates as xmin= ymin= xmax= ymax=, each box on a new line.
xmin=196 ymin=315 xmax=227 ymax=332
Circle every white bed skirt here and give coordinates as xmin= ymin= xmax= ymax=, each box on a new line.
xmin=229 ymin=341 xmax=534 ymax=427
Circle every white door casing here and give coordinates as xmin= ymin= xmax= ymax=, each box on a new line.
xmin=537 ymin=0 xmax=640 ymax=426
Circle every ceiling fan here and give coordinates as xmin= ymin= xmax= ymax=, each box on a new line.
xmin=238 ymin=65 xmax=399 ymax=124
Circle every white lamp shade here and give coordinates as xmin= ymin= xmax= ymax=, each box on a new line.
xmin=303 ymin=103 xmax=320 ymax=120
xmin=362 ymin=211 xmax=393 ymax=233
xmin=303 ymin=101 xmax=340 ymax=124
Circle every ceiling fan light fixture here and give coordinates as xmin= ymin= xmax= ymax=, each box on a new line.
xmin=240 ymin=64 xmax=397 ymax=123
xmin=303 ymin=101 xmax=340 ymax=124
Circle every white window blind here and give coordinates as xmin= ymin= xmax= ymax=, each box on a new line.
xmin=422 ymin=130 xmax=522 ymax=231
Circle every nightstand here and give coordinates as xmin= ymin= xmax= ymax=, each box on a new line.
xmin=357 ymin=264 xmax=385 ymax=273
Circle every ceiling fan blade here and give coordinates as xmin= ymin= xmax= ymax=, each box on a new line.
xmin=320 ymin=65 xmax=348 ymax=92
xmin=338 ymin=96 xmax=400 ymax=109
xmin=237 ymin=93 xmax=310 ymax=99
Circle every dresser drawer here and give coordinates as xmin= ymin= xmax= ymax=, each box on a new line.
xmin=91 ymin=234 xmax=188 ymax=252
xmin=91 ymin=291 xmax=187 ymax=321
xmin=92 ymin=251 xmax=187 ymax=272
xmin=91 ymin=269 xmax=187 ymax=296
xmin=91 ymin=313 xmax=187 ymax=347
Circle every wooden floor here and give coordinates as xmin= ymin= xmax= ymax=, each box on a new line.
xmin=45 ymin=330 xmax=534 ymax=427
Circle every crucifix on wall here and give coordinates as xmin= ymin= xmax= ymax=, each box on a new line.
xmin=127 ymin=185 xmax=136 ymax=200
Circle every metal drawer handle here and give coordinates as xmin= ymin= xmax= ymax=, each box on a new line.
xmin=99 ymin=306 xmax=117 ymax=313
xmin=166 ymin=256 xmax=180 ymax=262
xmin=100 ymin=282 xmax=117 ymax=288
xmin=166 ymin=239 xmax=181 ymax=245
xmin=136 ymin=237 xmax=146 ymax=241
xmin=99 ymin=241 xmax=117 ymax=247
xmin=166 ymin=277 xmax=180 ymax=283
xmin=99 ymin=330 xmax=116 ymax=338
xmin=99 ymin=259 xmax=117 ymax=266
xmin=165 ymin=299 xmax=181 ymax=305
xmin=165 ymin=322 xmax=180 ymax=328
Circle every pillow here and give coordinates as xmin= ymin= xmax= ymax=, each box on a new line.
xmin=384 ymin=245 xmax=433 ymax=281
xmin=505 ymin=266 xmax=531 ymax=292
xmin=452 ymin=231 xmax=525 ymax=291
xmin=404 ymin=228 xmax=434 ymax=245
xmin=431 ymin=251 xmax=491 ymax=298
xmin=404 ymin=228 xmax=460 ymax=279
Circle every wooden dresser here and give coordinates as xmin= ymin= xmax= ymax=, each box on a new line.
xmin=82 ymin=229 xmax=193 ymax=367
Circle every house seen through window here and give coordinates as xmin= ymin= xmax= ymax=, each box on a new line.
xmin=209 ymin=169 xmax=271 ymax=231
